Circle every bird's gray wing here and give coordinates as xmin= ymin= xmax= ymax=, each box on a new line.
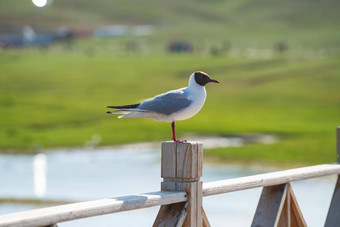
xmin=139 ymin=89 xmax=192 ymax=115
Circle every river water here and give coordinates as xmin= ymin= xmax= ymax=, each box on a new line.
xmin=0 ymin=147 xmax=336 ymax=226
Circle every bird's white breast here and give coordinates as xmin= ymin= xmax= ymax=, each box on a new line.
xmin=167 ymin=86 xmax=207 ymax=122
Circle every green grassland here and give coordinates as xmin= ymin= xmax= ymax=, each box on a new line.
xmin=0 ymin=0 xmax=340 ymax=165
xmin=0 ymin=45 xmax=339 ymax=166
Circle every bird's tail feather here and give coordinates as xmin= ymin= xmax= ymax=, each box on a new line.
xmin=106 ymin=107 xmax=150 ymax=118
xmin=106 ymin=110 xmax=132 ymax=115
xmin=106 ymin=103 xmax=150 ymax=119
xmin=106 ymin=109 xmax=148 ymax=114
xmin=107 ymin=103 xmax=140 ymax=109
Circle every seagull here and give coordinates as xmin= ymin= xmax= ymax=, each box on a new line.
xmin=106 ymin=71 xmax=220 ymax=142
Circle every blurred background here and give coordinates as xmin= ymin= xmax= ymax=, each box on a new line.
xmin=0 ymin=0 xmax=339 ymax=226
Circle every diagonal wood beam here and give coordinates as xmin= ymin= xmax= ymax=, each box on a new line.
xmin=202 ymin=207 xmax=211 ymax=227
xmin=251 ymin=183 xmax=307 ymax=227
xmin=251 ymin=184 xmax=288 ymax=227
xmin=325 ymin=175 xmax=340 ymax=227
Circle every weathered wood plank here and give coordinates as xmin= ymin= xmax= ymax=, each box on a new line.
xmin=0 ymin=191 xmax=187 ymax=227
xmin=289 ymin=184 xmax=307 ymax=227
xmin=203 ymin=163 xmax=340 ymax=196
xmin=153 ymin=202 xmax=187 ymax=227
xmin=156 ymin=141 xmax=204 ymax=227
xmin=176 ymin=142 xmax=202 ymax=180
xmin=325 ymin=175 xmax=340 ymax=227
xmin=161 ymin=142 xmax=177 ymax=178
xmin=176 ymin=202 xmax=189 ymax=227
xmin=176 ymin=142 xmax=193 ymax=179
xmin=197 ymin=143 xmax=203 ymax=177
xmin=251 ymin=184 xmax=288 ymax=227
xmin=202 ymin=207 xmax=211 ymax=227
xmin=161 ymin=141 xmax=203 ymax=181
xmin=252 ymin=183 xmax=306 ymax=227
xmin=176 ymin=181 xmax=202 ymax=227
xmin=277 ymin=193 xmax=289 ymax=227
xmin=325 ymin=128 xmax=340 ymax=227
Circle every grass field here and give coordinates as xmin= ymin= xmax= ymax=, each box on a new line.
xmin=0 ymin=43 xmax=339 ymax=165
xmin=1 ymin=0 xmax=340 ymax=166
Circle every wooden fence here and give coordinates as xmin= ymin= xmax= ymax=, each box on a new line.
xmin=1 ymin=127 xmax=340 ymax=227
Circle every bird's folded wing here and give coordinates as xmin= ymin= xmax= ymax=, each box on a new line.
xmin=139 ymin=90 xmax=192 ymax=115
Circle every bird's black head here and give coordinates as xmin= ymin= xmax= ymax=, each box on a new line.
xmin=194 ymin=71 xmax=220 ymax=86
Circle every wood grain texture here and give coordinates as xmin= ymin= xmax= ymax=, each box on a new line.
xmin=202 ymin=208 xmax=211 ymax=227
xmin=252 ymin=183 xmax=306 ymax=227
xmin=0 ymin=191 xmax=187 ymax=227
xmin=277 ymin=193 xmax=289 ymax=227
xmin=325 ymin=175 xmax=340 ymax=227
xmin=203 ymin=163 xmax=340 ymax=197
xmin=197 ymin=143 xmax=203 ymax=177
xmin=251 ymin=184 xmax=288 ymax=227
xmin=176 ymin=202 xmax=189 ymax=227
xmin=176 ymin=142 xmax=193 ymax=179
xmin=161 ymin=141 xmax=202 ymax=180
xmin=175 ymin=181 xmax=202 ymax=227
xmin=161 ymin=142 xmax=177 ymax=178
xmin=289 ymin=185 xmax=307 ymax=227
xmin=157 ymin=141 xmax=204 ymax=227
xmin=153 ymin=202 xmax=187 ymax=227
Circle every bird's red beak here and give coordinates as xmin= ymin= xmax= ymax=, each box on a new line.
xmin=209 ymin=79 xmax=220 ymax=84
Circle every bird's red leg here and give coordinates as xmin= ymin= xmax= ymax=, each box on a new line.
xmin=171 ymin=121 xmax=176 ymax=141
xmin=171 ymin=121 xmax=186 ymax=143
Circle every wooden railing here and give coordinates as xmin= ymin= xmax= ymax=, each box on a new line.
xmin=1 ymin=127 xmax=339 ymax=227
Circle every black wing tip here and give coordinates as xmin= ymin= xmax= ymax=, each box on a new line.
xmin=107 ymin=104 xmax=140 ymax=109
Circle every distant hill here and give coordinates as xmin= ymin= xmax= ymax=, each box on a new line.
xmin=1 ymin=0 xmax=339 ymax=49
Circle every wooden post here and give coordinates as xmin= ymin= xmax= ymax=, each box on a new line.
xmin=325 ymin=126 xmax=340 ymax=227
xmin=153 ymin=141 xmax=209 ymax=227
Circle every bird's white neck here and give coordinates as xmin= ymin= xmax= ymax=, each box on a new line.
xmin=188 ymin=73 xmax=204 ymax=91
